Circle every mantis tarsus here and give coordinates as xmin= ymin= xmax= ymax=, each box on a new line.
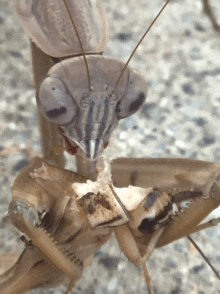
xmin=1 ymin=0 xmax=220 ymax=293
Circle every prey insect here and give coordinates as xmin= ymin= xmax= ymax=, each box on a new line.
xmin=1 ymin=157 xmax=220 ymax=294
xmin=1 ymin=0 xmax=220 ymax=294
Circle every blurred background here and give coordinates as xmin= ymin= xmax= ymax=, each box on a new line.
xmin=0 ymin=0 xmax=220 ymax=293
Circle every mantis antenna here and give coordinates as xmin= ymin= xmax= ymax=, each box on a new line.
xmin=187 ymin=235 xmax=220 ymax=279
xmin=63 ymin=0 xmax=92 ymax=92
xmin=112 ymin=0 xmax=170 ymax=94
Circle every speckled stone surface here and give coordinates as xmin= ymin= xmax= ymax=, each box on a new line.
xmin=1 ymin=0 xmax=220 ymax=293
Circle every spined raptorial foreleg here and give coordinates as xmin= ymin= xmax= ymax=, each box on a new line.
xmin=0 ymin=244 xmax=67 ymax=294
xmin=1 ymin=157 xmax=114 ymax=293
xmin=3 ymin=154 xmax=220 ymax=294
xmin=8 ymin=198 xmax=83 ymax=284
xmin=110 ymin=157 xmax=220 ymax=293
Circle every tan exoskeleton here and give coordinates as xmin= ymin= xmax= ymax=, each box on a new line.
xmin=16 ymin=0 xmax=148 ymax=166
xmin=1 ymin=157 xmax=220 ymax=294
xmin=1 ymin=0 xmax=220 ymax=294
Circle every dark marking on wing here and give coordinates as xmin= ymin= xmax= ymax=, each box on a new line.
xmin=144 ymin=190 xmax=163 ymax=210
xmin=78 ymin=192 xmax=98 ymax=215
xmin=33 ymin=259 xmax=45 ymax=267
xmin=129 ymin=170 xmax=138 ymax=186
xmin=139 ymin=201 xmax=172 ymax=233
xmin=97 ymin=192 xmax=112 ymax=210
xmin=63 ymin=227 xmax=83 ymax=244
xmin=97 ymin=215 xmax=123 ymax=227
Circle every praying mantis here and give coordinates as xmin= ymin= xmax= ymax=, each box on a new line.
xmin=0 ymin=0 xmax=220 ymax=293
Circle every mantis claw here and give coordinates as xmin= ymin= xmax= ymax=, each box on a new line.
xmin=8 ymin=200 xmax=40 ymax=233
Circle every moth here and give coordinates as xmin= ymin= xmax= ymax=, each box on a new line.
xmin=1 ymin=0 xmax=220 ymax=294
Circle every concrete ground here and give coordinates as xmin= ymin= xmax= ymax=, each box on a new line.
xmin=0 ymin=0 xmax=220 ymax=293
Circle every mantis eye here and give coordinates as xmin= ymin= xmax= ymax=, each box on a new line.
xmin=37 ymin=77 xmax=77 ymax=125
xmin=116 ymin=91 xmax=146 ymax=119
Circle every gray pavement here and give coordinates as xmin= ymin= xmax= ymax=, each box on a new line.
xmin=0 ymin=0 xmax=220 ymax=293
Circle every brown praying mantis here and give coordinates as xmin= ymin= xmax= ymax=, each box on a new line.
xmin=0 ymin=0 xmax=220 ymax=293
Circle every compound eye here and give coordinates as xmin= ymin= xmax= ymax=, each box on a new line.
xmin=37 ymin=77 xmax=77 ymax=125
xmin=116 ymin=91 xmax=146 ymax=119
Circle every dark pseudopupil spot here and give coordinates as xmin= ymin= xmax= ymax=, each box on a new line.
xmin=129 ymin=92 xmax=145 ymax=113
xmin=46 ymin=106 xmax=67 ymax=118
